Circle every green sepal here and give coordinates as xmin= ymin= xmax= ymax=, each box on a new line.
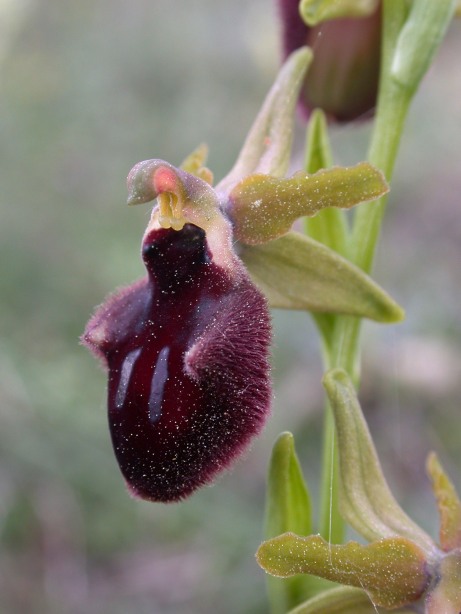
xmin=240 ymin=232 xmax=404 ymax=323
xmin=287 ymin=585 xmax=415 ymax=614
xmin=256 ymin=533 xmax=429 ymax=608
xmin=266 ymin=432 xmax=313 ymax=541
xmin=304 ymin=109 xmax=334 ymax=173
xmin=303 ymin=109 xmax=348 ymax=347
xmin=230 ymin=162 xmax=388 ymax=245
xmin=216 ymin=47 xmax=312 ymax=194
xmin=322 ymin=369 xmax=436 ymax=554
xmin=391 ymin=0 xmax=457 ymax=94
xmin=265 ymin=432 xmax=314 ymax=613
xmin=426 ymin=451 xmax=461 ymax=552
xmin=299 ymin=0 xmax=379 ymax=26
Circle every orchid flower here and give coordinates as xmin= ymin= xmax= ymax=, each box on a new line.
xmin=257 ymin=369 xmax=461 ymax=613
xmin=82 ymin=48 xmax=399 ymax=503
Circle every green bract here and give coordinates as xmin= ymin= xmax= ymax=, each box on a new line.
xmin=240 ymin=232 xmax=403 ymax=322
xmin=324 ymin=370 xmax=435 ymax=550
xmin=264 ymin=433 xmax=314 ymax=612
xmin=391 ymin=0 xmax=458 ymax=94
xmin=265 ymin=433 xmax=312 ymax=544
xmin=427 ymin=452 xmax=461 ymax=552
xmin=303 ymin=110 xmax=347 ymax=255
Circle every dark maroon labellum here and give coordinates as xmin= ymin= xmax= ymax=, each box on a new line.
xmin=83 ymin=224 xmax=271 ymax=502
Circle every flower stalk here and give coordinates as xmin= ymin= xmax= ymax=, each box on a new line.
xmin=315 ymin=0 xmax=457 ymax=550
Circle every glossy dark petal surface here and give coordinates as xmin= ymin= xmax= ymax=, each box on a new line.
xmin=83 ymin=224 xmax=271 ymax=502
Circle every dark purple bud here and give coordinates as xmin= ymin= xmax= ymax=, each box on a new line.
xmin=277 ymin=0 xmax=381 ymax=122
xmin=83 ymin=223 xmax=271 ymax=502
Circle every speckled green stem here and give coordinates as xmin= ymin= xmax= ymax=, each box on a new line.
xmin=319 ymin=0 xmax=457 ymax=546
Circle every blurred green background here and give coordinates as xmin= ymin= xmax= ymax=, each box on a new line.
xmin=1 ymin=2 xmax=460 ymax=613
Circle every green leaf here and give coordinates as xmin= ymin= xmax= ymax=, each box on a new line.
xmin=265 ymin=433 xmax=314 ymax=613
xmin=230 ymin=162 xmax=388 ymax=245
xmin=240 ymin=231 xmax=404 ymax=323
xmin=256 ymin=533 xmax=429 ymax=608
xmin=426 ymin=451 xmax=461 ymax=552
xmin=287 ymin=585 xmax=415 ymax=614
xmin=299 ymin=0 xmax=379 ymax=26
xmin=217 ymin=47 xmax=312 ymax=194
xmin=322 ymin=369 xmax=436 ymax=554
xmin=391 ymin=0 xmax=457 ymax=94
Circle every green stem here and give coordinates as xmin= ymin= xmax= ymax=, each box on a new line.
xmin=319 ymin=0 xmax=411 ymax=544
xmin=319 ymin=398 xmax=343 ymax=542
xmin=351 ymin=1 xmax=412 ymax=273
xmin=315 ymin=0 xmax=455 ymax=561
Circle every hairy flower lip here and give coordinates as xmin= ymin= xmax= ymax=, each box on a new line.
xmin=83 ymin=221 xmax=272 ymax=503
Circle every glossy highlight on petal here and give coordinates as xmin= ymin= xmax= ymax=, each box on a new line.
xmin=83 ymin=224 xmax=271 ymax=502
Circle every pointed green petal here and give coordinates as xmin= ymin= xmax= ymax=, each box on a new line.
xmin=323 ymin=369 xmax=436 ymax=554
xmin=216 ymin=47 xmax=312 ymax=194
xmin=426 ymin=451 xmax=461 ymax=552
xmin=288 ymin=586 xmax=415 ymax=614
xmin=240 ymin=232 xmax=403 ymax=323
xmin=265 ymin=433 xmax=314 ymax=613
xmin=230 ymin=163 xmax=388 ymax=245
xmin=300 ymin=0 xmax=379 ymax=26
xmin=257 ymin=533 xmax=429 ymax=608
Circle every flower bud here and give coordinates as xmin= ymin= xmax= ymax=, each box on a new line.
xmin=277 ymin=0 xmax=381 ymax=121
